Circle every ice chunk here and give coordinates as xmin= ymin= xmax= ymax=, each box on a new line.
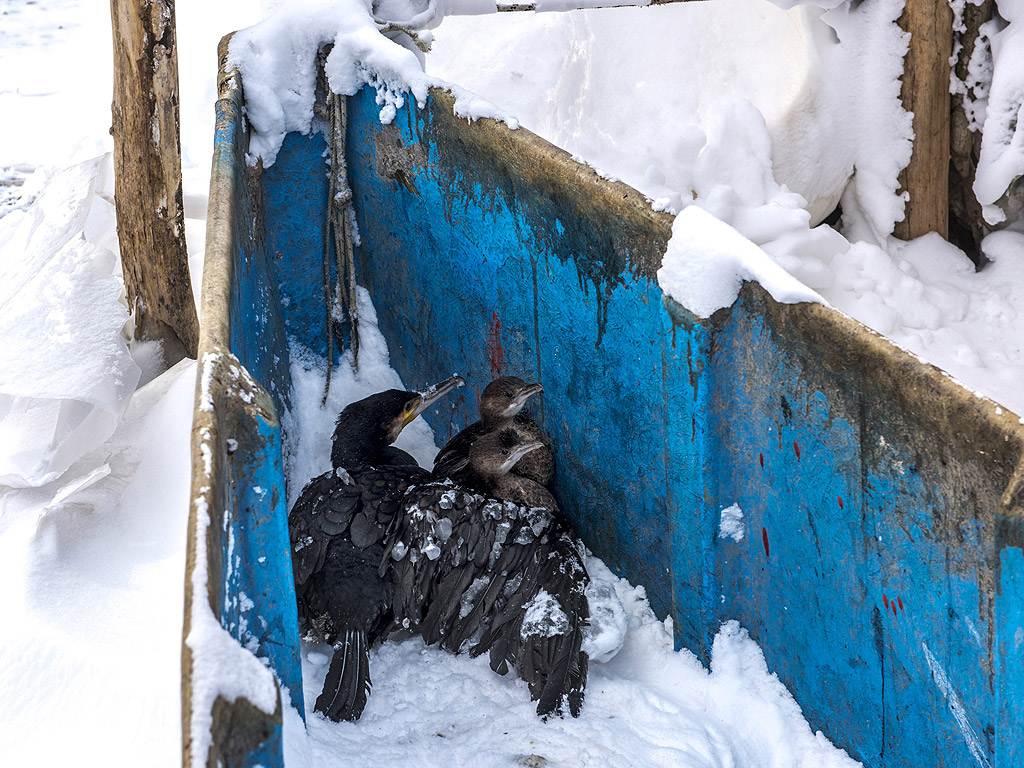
xmin=583 ymin=573 xmax=627 ymax=664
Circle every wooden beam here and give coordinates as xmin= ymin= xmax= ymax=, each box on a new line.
xmin=949 ymin=0 xmax=994 ymax=263
xmin=895 ymin=0 xmax=954 ymax=241
xmin=110 ymin=0 xmax=199 ymax=361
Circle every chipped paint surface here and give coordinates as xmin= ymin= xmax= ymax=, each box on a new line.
xmin=922 ymin=642 xmax=991 ymax=768
xmin=320 ymin=86 xmax=1024 ymax=768
xmin=197 ymin=66 xmax=1024 ymax=768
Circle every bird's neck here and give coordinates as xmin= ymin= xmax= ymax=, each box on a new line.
xmin=481 ymin=411 xmax=515 ymax=430
xmin=331 ymin=431 xmax=390 ymax=470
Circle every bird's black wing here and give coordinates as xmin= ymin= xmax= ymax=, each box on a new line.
xmin=431 ymin=422 xmax=486 ymax=483
xmin=520 ymin=526 xmax=589 ymax=718
xmin=471 ymin=516 xmax=590 ymax=718
xmin=288 ymin=469 xmax=361 ymax=590
xmin=383 ymin=481 xmax=486 ymax=637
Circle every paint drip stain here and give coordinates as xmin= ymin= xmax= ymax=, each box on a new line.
xmin=486 ymin=311 xmax=505 ymax=377
xmin=759 ymin=453 xmax=764 ymax=469
xmin=883 ymin=594 xmax=890 ymax=611
xmin=897 ymin=596 xmax=904 ymax=612
xmin=891 ymin=601 xmax=898 ymax=618
xmin=838 ymin=496 xmax=844 ymax=510
xmin=793 ymin=441 xmax=801 ymax=459
xmin=762 ymin=527 xmax=770 ymax=559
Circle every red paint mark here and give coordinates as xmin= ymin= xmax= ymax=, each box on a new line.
xmin=891 ymin=601 xmax=898 ymax=618
xmin=793 ymin=441 xmax=801 ymax=459
xmin=883 ymin=594 xmax=890 ymax=611
xmin=838 ymin=496 xmax=844 ymax=510
xmin=897 ymin=596 xmax=904 ymax=612
xmin=486 ymin=311 xmax=505 ymax=377
xmin=759 ymin=453 xmax=764 ymax=469
xmin=761 ymin=527 xmax=770 ymax=559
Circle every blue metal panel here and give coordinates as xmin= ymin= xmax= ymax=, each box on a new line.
xmin=707 ymin=295 xmax=996 ymax=766
xmin=220 ymin=93 xmax=303 ymax=716
xmin=203 ymin=76 xmax=1024 ymax=768
xmin=186 ymin=60 xmax=306 ymax=768
xmin=997 ymin=528 xmax=1024 ymax=768
xmin=343 ymin=86 xmax=684 ymax=618
xmin=261 ymin=131 xmax=337 ymax=362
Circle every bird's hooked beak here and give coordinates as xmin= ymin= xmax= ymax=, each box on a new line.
xmin=504 ymin=382 xmax=544 ymax=417
xmin=404 ymin=375 xmax=465 ymax=428
xmin=500 ymin=440 xmax=544 ymax=473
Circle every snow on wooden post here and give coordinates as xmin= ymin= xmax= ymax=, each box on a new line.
xmin=895 ymin=0 xmax=954 ymax=241
xmin=110 ymin=0 xmax=199 ymax=361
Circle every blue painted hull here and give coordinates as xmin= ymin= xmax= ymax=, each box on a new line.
xmin=188 ymin=54 xmax=1024 ymax=768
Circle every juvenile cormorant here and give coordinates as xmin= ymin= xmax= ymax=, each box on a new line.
xmin=386 ymin=428 xmax=589 ymax=718
xmin=432 ymin=376 xmax=554 ymax=488
xmin=289 ymin=376 xmax=464 ymax=722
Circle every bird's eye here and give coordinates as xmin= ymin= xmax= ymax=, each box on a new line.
xmin=501 ymin=449 xmax=509 ymax=456
xmin=504 ymin=391 xmax=513 ymax=398
xmin=405 ymin=401 xmax=415 ymax=413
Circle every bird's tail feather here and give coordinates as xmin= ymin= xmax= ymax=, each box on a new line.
xmin=315 ymin=628 xmax=372 ymax=722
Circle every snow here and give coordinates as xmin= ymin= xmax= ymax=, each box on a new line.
xmin=521 ymin=588 xmax=571 ymax=638
xmin=3 ymin=0 xmax=1024 ymax=765
xmin=0 ymin=359 xmax=194 ymax=766
xmin=426 ymin=0 xmax=1024 ymax=417
xmin=975 ymin=10 xmax=1024 ymax=224
xmin=0 ymin=157 xmax=140 ymax=487
xmin=227 ymin=0 xmax=519 ymax=168
xmin=657 ymin=205 xmax=823 ymax=317
xmin=288 ymin=572 xmax=859 ymax=768
xmin=719 ymin=504 xmax=746 ymax=542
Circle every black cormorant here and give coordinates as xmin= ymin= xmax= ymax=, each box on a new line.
xmin=432 ymin=376 xmax=554 ymax=488
xmin=386 ymin=428 xmax=589 ymax=718
xmin=288 ymin=376 xmax=464 ymax=722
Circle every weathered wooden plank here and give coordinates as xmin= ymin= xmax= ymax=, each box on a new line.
xmin=110 ymin=0 xmax=199 ymax=360
xmin=896 ymin=0 xmax=954 ymax=240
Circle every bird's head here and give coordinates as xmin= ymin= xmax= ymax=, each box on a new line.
xmin=469 ymin=427 xmax=544 ymax=480
xmin=479 ymin=376 xmax=544 ymax=425
xmin=332 ymin=375 xmax=464 ymax=467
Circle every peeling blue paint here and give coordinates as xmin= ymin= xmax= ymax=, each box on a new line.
xmin=201 ymin=80 xmax=1024 ymax=768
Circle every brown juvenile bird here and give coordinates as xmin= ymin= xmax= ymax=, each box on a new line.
xmin=432 ymin=376 xmax=554 ymax=488
xmin=387 ymin=428 xmax=589 ymax=718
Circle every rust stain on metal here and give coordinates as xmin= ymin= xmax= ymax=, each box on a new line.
xmin=487 ymin=310 xmax=505 ymax=377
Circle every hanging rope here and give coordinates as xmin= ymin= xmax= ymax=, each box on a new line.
xmin=321 ymin=101 xmax=337 ymax=406
xmin=322 ymin=91 xmax=361 ymax=405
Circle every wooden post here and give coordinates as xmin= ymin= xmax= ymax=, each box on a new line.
xmin=949 ymin=0 xmax=994 ymax=264
xmin=895 ymin=0 xmax=954 ymax=241
xmin=110 ymin=0 xmax=199 ymax=361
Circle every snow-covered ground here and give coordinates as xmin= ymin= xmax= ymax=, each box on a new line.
xmin=2 ymin=0 xmax=1024 ymax=764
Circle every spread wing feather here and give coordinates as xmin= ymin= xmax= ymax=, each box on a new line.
xmin=388 ymin=481 xmax=590 ymax=716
